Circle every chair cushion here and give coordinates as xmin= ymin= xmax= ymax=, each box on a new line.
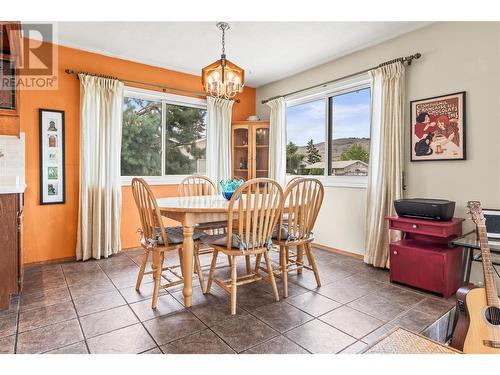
xmin=197 ymin=220 xmax=228 ymax=230
xmin=272 ymin=225 xmax=291 ymax=241
xmin=154 ymin=226 xmax=204 ymax=245
xmin=272 ymin=224 xmax=314 ymax=242
xmin=201 ymin=233 xmax=272 ymax=252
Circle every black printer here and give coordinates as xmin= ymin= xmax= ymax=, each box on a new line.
xmin=394 ymin=198 xmax=455 ymax=221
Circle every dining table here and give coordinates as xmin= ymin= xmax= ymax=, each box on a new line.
xmin=156 ymin=194 xmax=240 ymax=308
xmin=156 ymin=193 xmax=292 ymax=308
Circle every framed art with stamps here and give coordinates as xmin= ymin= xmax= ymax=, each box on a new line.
xmin=39 ymin=108 xmax=65 ymax=204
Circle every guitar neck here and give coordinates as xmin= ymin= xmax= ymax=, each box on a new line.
xmin=477 ymin=225 xmax=500 ymax=308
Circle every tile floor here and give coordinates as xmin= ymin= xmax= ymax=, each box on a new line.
xmin=0 ymin=247 xmax=456 ymax=354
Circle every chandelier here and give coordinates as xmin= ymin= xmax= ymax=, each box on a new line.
xmin=202 ymin=22 xmax=245 ymax=99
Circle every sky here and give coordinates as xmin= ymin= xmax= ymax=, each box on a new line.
xmin=286 ymin=87 xmax=371 ymax=147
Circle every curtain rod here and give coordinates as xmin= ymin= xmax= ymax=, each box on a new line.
xmin=261 ymin=53 xmax=421 ymax=105
xmin=64 ymin=69 xmax=241 ymax=103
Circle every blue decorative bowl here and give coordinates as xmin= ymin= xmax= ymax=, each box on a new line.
xmin=220 ymin=179 xmax=244 ymax=201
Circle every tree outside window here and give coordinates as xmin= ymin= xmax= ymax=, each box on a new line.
xmin=165 ymin=104 xmax=206 ymax=175
xmin=121 ymin=95 xmax=207 ymax=177
xmin=121 ymin=97 xmax=162 ymax=176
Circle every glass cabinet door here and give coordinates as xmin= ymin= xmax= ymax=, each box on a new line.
xmin=253 ymin=125 xmax=269 ymax=178
xmin=233 ymin=127 xmax=250 ymax=180
xmin=0 ymin=59 xmax=16 ymax=110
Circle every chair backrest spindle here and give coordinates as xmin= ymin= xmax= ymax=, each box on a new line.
xmin=178 ymin=175 xmax=217 ymax=197
xmin=285 ymin=176 xmax=304 ymax=188
xmin=131 ymin=178 xmax=168 ymax=246
xmin=226 ymin=178 xmax=284 ymax=252
xmin=280 ymin=178 xmax=324 ymax=242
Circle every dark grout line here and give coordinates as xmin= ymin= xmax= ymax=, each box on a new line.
xmin=137 ymin=346 xmax=163 ymax=354
xmin=60 ymin=263 xmax=92 ymax=355
xmin=95 ymin=260 xmax=164 ymax=353
xmin=204 ymin=326 xmax=238 ymax=354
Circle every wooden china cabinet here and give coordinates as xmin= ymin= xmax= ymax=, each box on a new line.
xmin=231 ymin=120 xmax=269 ymax=181
xmin=0 ymin=21 xmax=22 ymax=136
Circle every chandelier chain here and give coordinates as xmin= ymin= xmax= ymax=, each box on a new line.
xmin=221 ymin=27 xmax=225 ymax=56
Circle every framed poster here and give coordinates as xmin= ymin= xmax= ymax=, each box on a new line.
xmin=410 ymin=91 xmax=466 ymax=161
xmin=39 ymin=109 xmax=65 ymax=204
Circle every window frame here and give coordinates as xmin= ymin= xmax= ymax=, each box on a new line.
xmin=285 ymin=73 xmax=371 ymax=189
xmin=120 ymin=86 xmax=207 ymax=186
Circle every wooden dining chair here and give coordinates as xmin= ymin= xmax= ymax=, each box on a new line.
xmin=131 ymin=177 xmax=206 ymax=309
xmin=204 ymin=178 xmax=284 ymax=315
xmin=267 ymin=176 xmax=304 ymax=265
xmin=286 ymin=176 xmax=304 ymax=187
xmin=271 ymin=178 xmax=324 ymax=298
xmin=178 ymin=175 xmax=232 ymax=266
xmin=282 ymin=176 xmax=304 ymax=223
xmin=178 ymin=175 xmax=218 ymax=197
xmin=178 ymin=175 xmax=225 ymax=233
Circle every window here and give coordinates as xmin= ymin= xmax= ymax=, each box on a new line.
xmin=164 ymin=104 xmax=207 ymax=175
xmin=286 ymin=99 xmax=326 ymax=176
xmin=285 ymin=76 xmax=371 ymax=185
xmin=121 ymin=97 xmax=162 ymax=176
xmin=121 ymin=88 xmax=207 ymax=182
xmin=329 ymin=88 xmax=371 ymax=176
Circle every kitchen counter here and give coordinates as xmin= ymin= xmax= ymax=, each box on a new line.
xmin=0 ymin=184 xmax=26 ymax=194
xmin=0 ymin=133 xmax=25 ymax=195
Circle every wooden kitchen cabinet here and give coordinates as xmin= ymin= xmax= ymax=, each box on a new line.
xmin=0 ymin=193 xmax=24 ymax=309
xmin=231 ymin=121 xmax=269 ymax=181
xmin=0 ymin=21 xmax=22 ymax=136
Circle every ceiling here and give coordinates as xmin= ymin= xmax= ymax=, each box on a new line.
xmin=55 ymin=22 xmax=431 ymax=87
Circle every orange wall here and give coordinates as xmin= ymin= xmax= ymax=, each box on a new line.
xmin=20 ymin=42 xmax=256 ymax=264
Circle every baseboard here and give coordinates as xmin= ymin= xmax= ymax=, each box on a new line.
xmin=122 ymin=247 xmax=141 ymax=252
xmin=312 ymin=243 xmax=364 ymax=260
xmin=24 ymin=256 xmax=76 ymax=268
xmin=24 ymin=248 xmax=142 ymax=267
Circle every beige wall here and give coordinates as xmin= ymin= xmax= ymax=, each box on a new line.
xmin=256 ymin=22 xmax=500 ymax=266
xmin=314 ymin=186 xmax=367 ymax=255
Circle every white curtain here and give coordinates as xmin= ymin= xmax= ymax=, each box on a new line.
xmin=364 ymin=62 xmax=405 ymax=268
xmin=76 ymin=74 xmax=124 ymax=261
xmin=206 ymin=96 xmax=234 ymax=186
xmin=266 ymin=97 xmax=287 ymax=186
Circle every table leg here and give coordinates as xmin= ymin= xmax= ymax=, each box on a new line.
xmin=151 ymin=250 xmax=161 ymax=309
xmin=182 ymin=225 xmax=195 ymax=308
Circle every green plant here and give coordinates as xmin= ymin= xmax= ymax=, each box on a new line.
xmin=286 ymin=141 xmax=304 ymax=174
xmin=340 ymin=143 xmax=369 ymax=164
xmin=305 ymin=139 xmax=321 ymax=164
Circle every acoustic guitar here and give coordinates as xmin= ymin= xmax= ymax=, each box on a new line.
xmin=451 ymin=201 xmax=500 ymax=353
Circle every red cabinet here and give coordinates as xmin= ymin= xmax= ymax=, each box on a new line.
xmin=388 ymin=216 xmax=463 ymax=239
xmin=387 ymin=216 xmax=464 ymax=298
